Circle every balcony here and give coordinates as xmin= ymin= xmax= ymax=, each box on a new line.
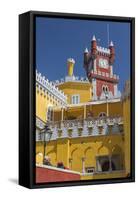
xmin=42 ymin=116 xmax=124 ymax=141
xmin=89 ymin=70 xmax=119 ymax=83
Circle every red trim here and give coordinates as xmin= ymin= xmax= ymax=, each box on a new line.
xmin=36 ymin=166 xmax=80 ymax=183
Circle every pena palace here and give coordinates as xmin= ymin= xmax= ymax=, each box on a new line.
xmin=35 ymin=35 xmax=130 ymax=183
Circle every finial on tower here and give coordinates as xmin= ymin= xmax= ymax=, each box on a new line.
xmin=109 ymin=40 xmax=114 ymax=47
xmin=92 ymin=35 xmax=96 ymax=41
xmin=84 ymin=47 xmax=88 ymax=53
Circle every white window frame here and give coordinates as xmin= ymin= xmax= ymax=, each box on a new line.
xmin=71 ymin=94 xmax=80 ymax=104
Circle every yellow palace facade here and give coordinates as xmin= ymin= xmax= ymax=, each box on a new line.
xmin=35 ymin=58 xmax=130 ymax=180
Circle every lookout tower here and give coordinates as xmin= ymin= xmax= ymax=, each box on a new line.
xmin=84 ymin=35 xmax=121 ymax=100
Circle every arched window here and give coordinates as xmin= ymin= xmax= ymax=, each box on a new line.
xmin=99 ymin=112 xmax=106 ymax=118
xmin=102 ymin=85 xmax=109 ymax=93
xmin=47 ymin=106 xmax=53 ymax=121
xmin=102 ymin=85 xmax=106 ymax=92
xmin=105 ymin=85 xmax=109 ymax=92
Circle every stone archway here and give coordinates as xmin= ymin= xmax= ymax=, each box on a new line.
xmin=71 ymin=148 xmax=82 ymax=172
xmin=111 ymin=145 xmax=124 ymax=170
xmin=98 ymin=145 xmax=110 ymax=155
xmin=84 ymin=146 xmax=96 ymax=172
xmin=96 ymin=145 xmax=110 ymax=172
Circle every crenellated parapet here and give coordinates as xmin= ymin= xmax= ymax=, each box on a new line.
xmin=83 ymin=35 xmax=121 ymax=101
xmin=52 ymin=76 xmax=89 ymax=85
xmin=96 ymin=46 xmax=110 ymax=56
xmin=36 ymin=70 xmax=67 ymax=105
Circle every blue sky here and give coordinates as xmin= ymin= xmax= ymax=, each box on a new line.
xmin=36 ymin=17 xmax=130 ymax=91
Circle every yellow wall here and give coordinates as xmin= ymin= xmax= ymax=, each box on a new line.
xmin=36 ymin=86 xmax=63 ymax=122
xmin=57 ymin=82 xmax=92 ymax=104
xmin=123 ymin=96 xmax=130 ymax=175
xmin=36 ymin=79 xmax=130 ymax=180
xmin=53 ymin=101 xmax=123 ymax=121
xmin=36 ymin=134 xmax=124 ymax=174
xmin=36 ymin=87 xmax=47 ymax=122
xmin=81 ymin=170 xmax=126 ymax=180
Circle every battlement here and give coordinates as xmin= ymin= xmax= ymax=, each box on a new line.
xmin=36 ymin=70 xmax=67 ymax=105
xmin=97 ymin=46 xmax=110 ymax=55
xmin=53 ymin=76 xmax=89 ymax=85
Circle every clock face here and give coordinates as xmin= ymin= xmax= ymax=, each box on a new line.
xmin=99 ymin=58 xmax=109 ymax=69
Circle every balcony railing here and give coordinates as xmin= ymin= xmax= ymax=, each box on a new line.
xmin=37 ymin=116 xmax=123 ymax=141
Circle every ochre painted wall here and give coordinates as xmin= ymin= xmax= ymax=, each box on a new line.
xmin=53 ymin=101 xmax=123 ymax=120
xmin=36 ymin=80 xmax=130 ymax=181
xmin=57 ymin=82 xmax=92 ymax=104
xmin=123 ymin=96 xmax=130 ymax=175
xmin=36 ymin=87 xmax=63 ymax=122
xmin=36 ymin=134 xmax=124 ymax=173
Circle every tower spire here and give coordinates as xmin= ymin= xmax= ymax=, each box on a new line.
xmin=92 ymin=35 xmax=96 ymax=41
xmin=84 ymin=47 xmax=88 ymax=53
xmin=109 ymin=40 xmax=114 ymax=47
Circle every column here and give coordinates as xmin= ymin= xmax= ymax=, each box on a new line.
xmin=83 ymin=105 xmax=86 ymax=120
xmin=82 ymin=157 xmax=86 ymax=173
xmin=61 ymin=107 xmax=64 ymax=121
xmin=109 ymin=155 xmax=112 ymax=172
xmin=106 ymin=99 xmax=109 ymax=117
xmin=69 ymin=158 xmax=73 ymax=170
xmin=52 ymin=107 xmax=54 ymax=122
xmin=57 ymin=138 xmax=70 ymax=168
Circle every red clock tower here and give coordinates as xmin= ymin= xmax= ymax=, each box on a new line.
xmin=84 ymin=35 xmax=121 ymax=100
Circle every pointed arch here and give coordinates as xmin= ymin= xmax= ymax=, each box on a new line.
xmin=71 ymin=147 xmax=78 ymax=157
xmin=84 ymin=146 xmax=96 ymax=169
xmin=84 ymin=146 xmax=94 ymax=156
xmin=112 ymin=144 xmax=122 ymax=154
xmin=71 ymin=147 xmax=81 ymax=172
xmin=98 ymin=145 xmax=109 ymax=155
xmin=111 ymin=144 xmax=124 ymax=170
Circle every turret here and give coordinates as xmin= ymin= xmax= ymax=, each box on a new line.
xmin=109 ymin=41 xmax=115 ymax=65
xmin=91 ymin=35 xmax=97 ymax=58
xmin=84 ymin=48 xmax=88 ymax=69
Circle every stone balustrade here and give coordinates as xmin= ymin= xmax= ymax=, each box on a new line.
xmin=36 ymin=116 xmax=124 ymax=141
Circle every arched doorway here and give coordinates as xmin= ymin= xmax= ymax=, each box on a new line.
xmin=101 ymin=160 xmax=116 ymax=172
xmin=71 ymin=148 xmax=82 ymax=172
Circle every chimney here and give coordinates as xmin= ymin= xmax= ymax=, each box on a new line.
xmin=67 ymin=58 xmax=75 ymax=76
